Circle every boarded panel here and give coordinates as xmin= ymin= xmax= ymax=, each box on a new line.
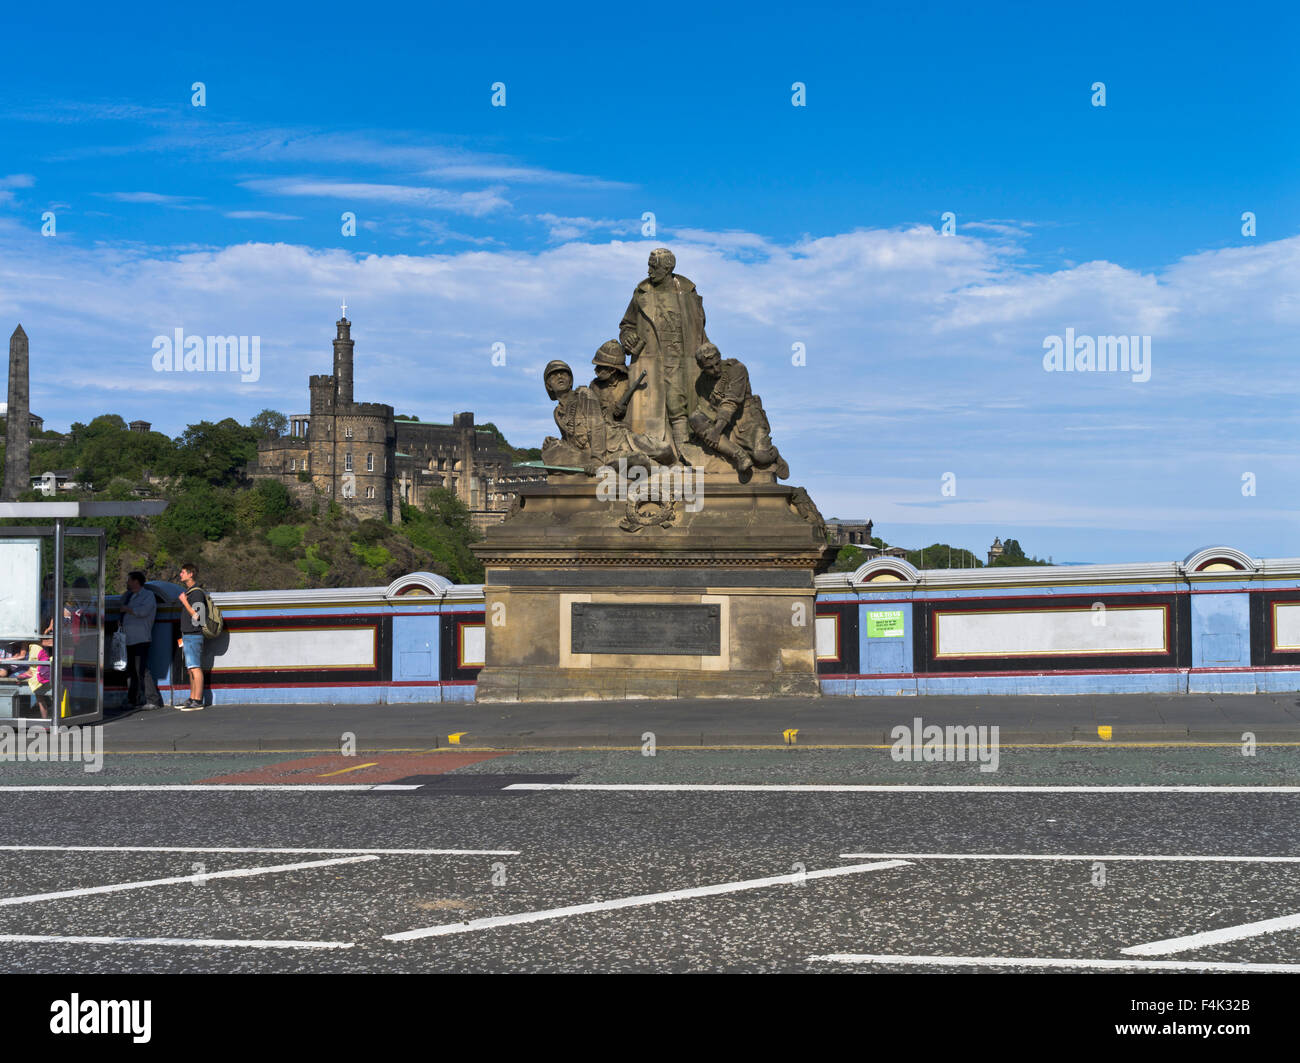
xmin=815 ymin=615 xmax=839 ymax=661
xmin=0 ymin=539 xmax=42 ymax=638
xmin=935 ymin=606 xmax=1166 ymax=659
xmin=212 ymin=626 xmax=376 ymax=672
xmin=1274 ymin=602 xmax=1300 ymax=651
xmin=459 ymin=623 xmax=485 ymax=668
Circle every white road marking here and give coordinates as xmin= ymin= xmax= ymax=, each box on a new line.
xmin=384 ymin=859 xmax=911 ymax=941
xmin=0 ymin=854 xmax=378 ymax=907
xmin=810 ymin=953 xmax=1300 ymax=972
xmin=839 ymin=852 xmax=1300 ymax=864
xmin=505 ymin=783 xmax=1300 ymax=793
xmin=1123 ymin=912 xmax=1300 ymax=956
xmin=0 ymin=935 xmax=354 ymax=949
xmin=0 ymin=845 xmax=518 ymax=856
xmin=0 ymin=779 xmax=423 ymax=784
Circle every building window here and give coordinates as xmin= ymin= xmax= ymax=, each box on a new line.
xmin=345 ymin=453 xmax=353 ymax=472
xmin=291 ymin=459 xmax=297 ymax=471
xmin=366 ymin=452 xmax=374 ymax=472
xmin=345 ymin=426 xmax=353 ymax=439
xmin=366 ymin=486 xmax=375 ymax=499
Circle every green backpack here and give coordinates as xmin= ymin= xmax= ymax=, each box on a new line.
xmin=193 ymin=587 xmax=225 ymax=639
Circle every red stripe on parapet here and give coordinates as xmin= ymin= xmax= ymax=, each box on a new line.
xmin=198 ymin=752 xmax=507 ymax=785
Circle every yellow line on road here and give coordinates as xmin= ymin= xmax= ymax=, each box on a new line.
xmin=89 ymin=741 xmax=1300 ymax=755
xmin=316 ymin=762 xmax=379 ymax=777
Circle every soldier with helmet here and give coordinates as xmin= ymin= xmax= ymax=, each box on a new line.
xmin=689 ymin=342 xmax=789 ymax=480
xmin=589 ymin=341 xmax=673 ymax=465
xmin=540 ymin=360 xmax=605 ymax=473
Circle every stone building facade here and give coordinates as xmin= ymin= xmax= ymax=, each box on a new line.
xmin=254 ymin=315 xmax=546 ymax=528
xmin=825 ymin=518 xmax=874 ymax=547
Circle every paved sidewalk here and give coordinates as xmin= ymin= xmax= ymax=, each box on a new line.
xmin=96 ymin=692 xmax=1300 ymax=751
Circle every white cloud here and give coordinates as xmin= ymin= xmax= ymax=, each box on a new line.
xmin=224 ymin=210 xmax=302 ymax=221
xmin=240 ymin=178 xmax=509 ymax=216
xmin=2 ymin=224 xmax=1298 ymax=557
xmin=94 ymin=191 xmax=202 ymax=207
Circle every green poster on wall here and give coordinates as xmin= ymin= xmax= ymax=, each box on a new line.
xmin=866 ymin=610 xmax=905 ymax=638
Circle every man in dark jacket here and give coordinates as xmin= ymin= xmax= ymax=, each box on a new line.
xmin=121 ymin=571 xmax=163 ymax=709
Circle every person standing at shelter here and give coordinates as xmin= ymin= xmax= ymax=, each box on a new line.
xmin=176 ymin=563 xmax=208 ymax=711
xmin=121 ymin=570 xmax=162 ymax=710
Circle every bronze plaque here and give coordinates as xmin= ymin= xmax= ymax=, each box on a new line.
xmin=571 ymin=603 xmax=721 ymax=656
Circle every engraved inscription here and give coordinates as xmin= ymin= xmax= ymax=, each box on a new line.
xmin=571 ymin=603 xmax=721 ymax=656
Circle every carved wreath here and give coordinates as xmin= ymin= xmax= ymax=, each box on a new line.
xmin=619 ymin=497 xmax=677 ymax=532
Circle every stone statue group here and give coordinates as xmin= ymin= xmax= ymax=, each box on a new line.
xmin=541 ymin=248 xmax=788 ymax=481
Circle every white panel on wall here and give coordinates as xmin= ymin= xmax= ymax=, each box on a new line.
xmin=936 ymin=607 xmax=1166 ymax=658
xmin=460 ymin=624 xmax=486 ymax=667
xmin=815 ymin=615 xmax=838 ymax=660
xmin=0 ymin=539 xmax=42 ymax=639
xmin=1274 ymin=603 xmax=1300 ymax=650
xmin=213 ymin=626 xmax=376 ymax=671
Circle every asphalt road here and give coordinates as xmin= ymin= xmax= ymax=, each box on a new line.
xmin=1 ymin=746 xmax=1299 ymax=973
xmin=99 ymin=691 xmax=1300 ymax=750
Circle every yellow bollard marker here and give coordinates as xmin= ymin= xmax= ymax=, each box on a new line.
xmin=1097 ymin=725 xmax=1113 ymax=741
xmin=448 ymin=732 xmax=467 ymax=746
xmin=782 ymin=728 xmax=798 ymax=745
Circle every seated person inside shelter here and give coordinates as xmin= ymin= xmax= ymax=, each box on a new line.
xmin=0 ymin=641 xmax=21 ymax=677
xmin=5 ymin=630 xmax=53 ymax=719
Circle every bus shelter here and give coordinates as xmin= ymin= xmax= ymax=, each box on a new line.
xmin=0 ymin=501 xmax=167 ymax=726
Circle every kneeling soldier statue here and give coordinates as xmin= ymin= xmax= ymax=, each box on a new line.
xmin=688 ymin=342 xmax=788 ymax=479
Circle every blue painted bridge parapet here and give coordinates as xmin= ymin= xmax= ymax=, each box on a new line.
xmin=813 ymin=545 xmax=1300 ymax=696
xmin=102 ymin=546 xmax=1300 ymax=704
xmin=105 ymin=572 xmax=485 ymax=706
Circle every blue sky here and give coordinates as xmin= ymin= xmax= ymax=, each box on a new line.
xmin=1 ymin=0 xmax=1298 ymax=562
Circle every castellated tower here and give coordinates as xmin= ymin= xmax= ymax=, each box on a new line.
xmin=307 ymin=372 xmax=337 ymax=498
xmin=300 ymin=316 xmax=395 ymax=520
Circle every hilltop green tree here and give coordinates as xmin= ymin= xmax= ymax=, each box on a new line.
xmin=169 ymin=418 xmax=259 ymax=487
xmin=989 ymin=538 xmax=1051 ymax=567
xmin=397 ymin=488 xmax=482 ymax=584
xmin=249 ymin=409 xmax=288 ymax=438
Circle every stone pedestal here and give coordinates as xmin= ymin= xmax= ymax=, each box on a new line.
xmin=472 ymin=469 xmax=827 ymax=701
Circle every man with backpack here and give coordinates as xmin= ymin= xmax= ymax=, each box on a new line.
xmin=122 ymin=570 xmax=163 ymax=710
xmin=176 ymin=563 xmax=213 ymax=711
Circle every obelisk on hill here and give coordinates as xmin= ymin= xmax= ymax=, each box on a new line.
xmin=3 ymin=325 xmax=30 ymax=501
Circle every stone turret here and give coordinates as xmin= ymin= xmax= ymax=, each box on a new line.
xmin=333 ymin=317 xmax=354 ymax=407
xmin=3 ymin=325 xmax=30 ymax=501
